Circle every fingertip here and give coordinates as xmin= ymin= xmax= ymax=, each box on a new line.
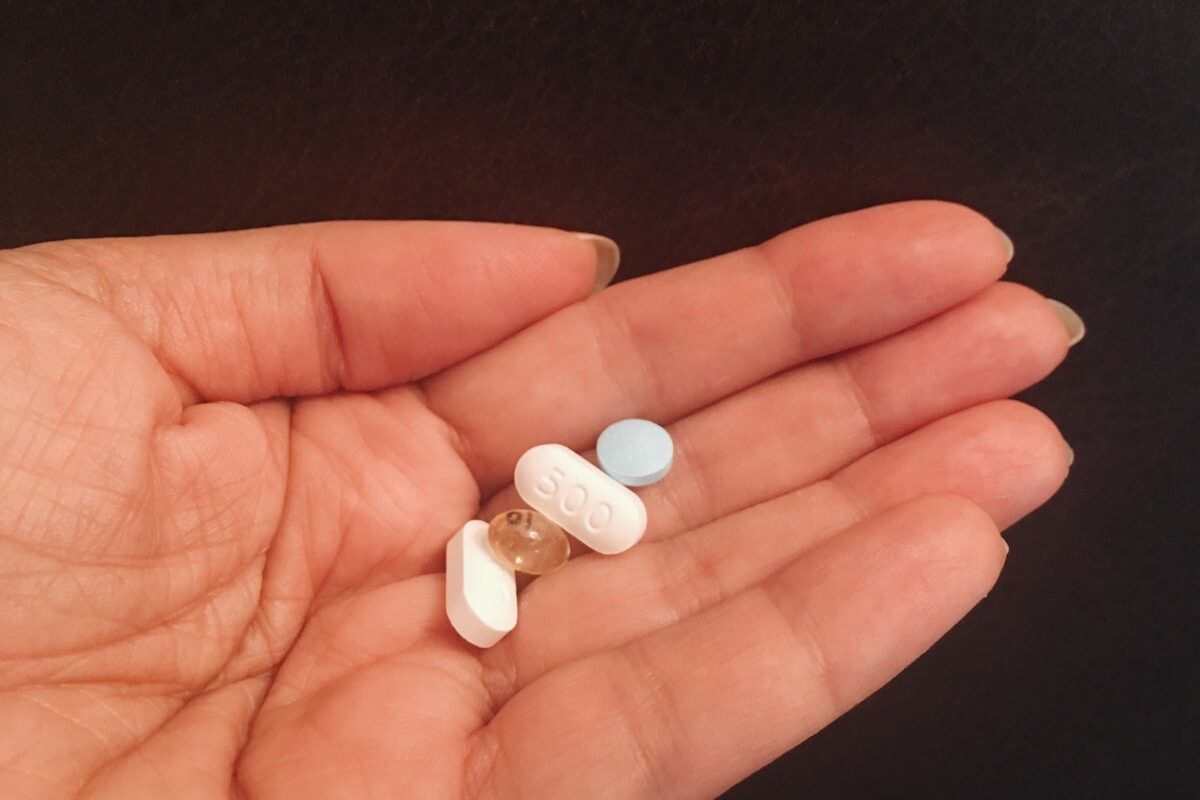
xmin=838 ymin=397 xmax=1073 ymax=542
xmin=1046 ymin=298 xmax=1086 ymax=347
xmin=903 ymin=199 xmax=1013 ymax=277
xmin=972 ymin=283 xmax=1084 ymax=365
xmin=770 ymin=200 xmax=1013 ymax=312
xmin=572 ymin=232 xmax=622 ymax=291
xmin=903 ymin=494 xmax=1003 ymax=556
xmin=966 ymin=281 xmax=1074 ymax=375
xmin=883 ymin=494 xmax=1007 ymax=616
xmin=955 ymin=399 xmax=1074 ymax=525
xmin=934 ymin=492 xmax=1008 ymax=577
xmin=996 ymin=227 xmax=1015 ymax=263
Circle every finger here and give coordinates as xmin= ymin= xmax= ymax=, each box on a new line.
xmin=471 ymin=494 xmax=1006 ymax=800
xmin=484 ymin=399 xmax=1067 ymax=702
xmin=480 ymin=280 xmax=1069 ymax=535
xmin=427 ymin=200 xmax=1012 ymax=491
xmin=12 ymin=222 xmax=611 ymax=403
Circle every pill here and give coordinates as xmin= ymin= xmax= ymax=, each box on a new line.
xmin=445 ymin=519 xmax=517 ymax=648
xmin=514 ymin=443 xmax=647 ymax=555
xmin=596 ymin=418 xmax=674 ymax=487
xmin=487 ymin=509 xmax=571 ymax=575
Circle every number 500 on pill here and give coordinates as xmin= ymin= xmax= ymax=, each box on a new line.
xmin=514 ymin=444 xmax=647 ymax=554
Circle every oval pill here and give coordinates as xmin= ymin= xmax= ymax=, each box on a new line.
xmin=445 ymin=519 xmax=517 ymax=648
xmin=487 ymin=509 xmax=571 ymax=575
xmin=596 ymin=418 xmax=674 ymax=487
xmin=514 ymin=444 xmax=647 ymax=555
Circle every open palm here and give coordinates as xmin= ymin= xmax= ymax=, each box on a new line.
xmin=0 ymin=202 xmax=1073 ymax=799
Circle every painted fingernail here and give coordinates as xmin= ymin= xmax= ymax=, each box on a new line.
xmin=1047 ymin=299 xmax=1086 ymax=346
xmin=573 ymin=233 xmax=621 ymax=291
xmin=996 ymin=227 xmax=1015 ymax=263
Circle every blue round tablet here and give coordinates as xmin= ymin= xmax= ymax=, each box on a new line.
xmin=596 ymin=418 xmax=674 ymax=487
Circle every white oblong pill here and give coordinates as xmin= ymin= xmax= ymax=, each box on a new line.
xmin=445 ymin=519 xmax=517 ymax=648
xmin=514 ymin=444 xmax=647 ymax=555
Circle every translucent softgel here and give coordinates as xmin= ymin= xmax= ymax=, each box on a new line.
xmin=487 ymin=509 xmax=571 ymax=575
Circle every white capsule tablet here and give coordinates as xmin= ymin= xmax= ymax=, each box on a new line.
xmin=514 ymin=444 xmax=647 ymax=555
xmin=445 ymin=519 xmax=517 ymax=648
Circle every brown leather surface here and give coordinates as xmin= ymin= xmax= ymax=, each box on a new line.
xmin=2 ymin=1 xmax=1197 ymax=797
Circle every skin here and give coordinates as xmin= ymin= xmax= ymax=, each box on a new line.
xmin=0 ymin=201 xmax=1073 ymax=799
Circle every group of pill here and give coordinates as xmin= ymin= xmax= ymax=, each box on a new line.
xmin=446 ymin=418 xmax=674 ymax=648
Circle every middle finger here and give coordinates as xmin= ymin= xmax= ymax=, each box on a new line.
xmin=481 ymin=281 xmax=1070 ymax=540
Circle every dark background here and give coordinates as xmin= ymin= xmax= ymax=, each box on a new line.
xmin=3 ymin=1 xmax=1197 ymax=797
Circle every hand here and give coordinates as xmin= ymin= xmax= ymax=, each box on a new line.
xmin=0 ymin=202 xmax=1072 ymax=799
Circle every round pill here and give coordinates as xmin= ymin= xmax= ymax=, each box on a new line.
xmin=596 ymin=418 xmax=674 ymax=487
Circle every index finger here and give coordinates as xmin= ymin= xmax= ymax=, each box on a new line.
xmin=424 ymin=200 xmax=1012 ymax=492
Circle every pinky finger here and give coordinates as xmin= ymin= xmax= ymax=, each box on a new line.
xmin=470 ymin=494 xmax=1007 ymax=800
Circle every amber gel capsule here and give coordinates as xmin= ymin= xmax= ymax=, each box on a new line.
xmin=487 ymin=509 xmax=572 ymax=575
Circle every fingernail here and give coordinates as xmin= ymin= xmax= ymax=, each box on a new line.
xmin=1001 ymin=538 xmax=1010 ymax=556
xmin=1065 ymin=442 xmax=1075 ymax=468
xmin=996 ymin=227 xmax=1015 ymax=263
xmin=573 ymin=233 xmax=621 ymax=291
xmin=1046 ymin=299 xmax=1086 ymax=346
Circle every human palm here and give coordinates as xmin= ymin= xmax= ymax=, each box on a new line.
xmin=0 ymin=202 xmax=1073 ymax=799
